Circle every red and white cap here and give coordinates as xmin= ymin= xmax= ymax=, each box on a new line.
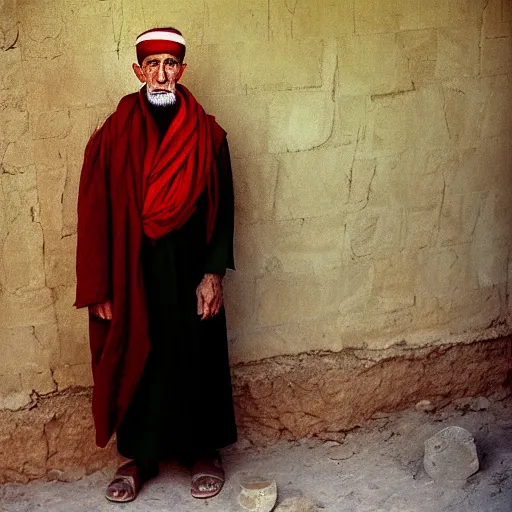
xmin=136 ymin=27 xmax=186 ymax=65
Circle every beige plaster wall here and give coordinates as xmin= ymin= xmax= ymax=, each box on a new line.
xmin=0 ymin=0 xmax=511 ymax=410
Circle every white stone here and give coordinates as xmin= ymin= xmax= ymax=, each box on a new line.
xmin=424 ymin=426 xmax=479 ymax=482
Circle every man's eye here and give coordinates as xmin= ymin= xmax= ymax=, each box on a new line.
xmin=165 ymin=60 xmax=179 ymax=67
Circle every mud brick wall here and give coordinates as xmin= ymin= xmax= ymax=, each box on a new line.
xmin=0 ymin=0 xmax=511 ymax=477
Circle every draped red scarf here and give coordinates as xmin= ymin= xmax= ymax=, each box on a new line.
xmin=139 ymin=85 xmax=219 ymax=241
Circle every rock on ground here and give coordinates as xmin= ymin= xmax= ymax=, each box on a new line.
xmin=424 ymin=426 xmax=479 ymax=482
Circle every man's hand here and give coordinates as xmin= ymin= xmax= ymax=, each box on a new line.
xmin=89 ymin=300 xmax=113 ymax=320
xmin=196 ymin=274 xmax=223 ymax=321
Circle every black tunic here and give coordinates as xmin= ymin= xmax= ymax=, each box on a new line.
xmin=116 ymin=99 xmax=237 ymax=460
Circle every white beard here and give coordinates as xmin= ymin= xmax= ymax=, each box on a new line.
xmin=146 ymin=89 xmax=177 ymax=108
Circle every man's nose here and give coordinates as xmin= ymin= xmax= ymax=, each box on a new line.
xmin=157 ymin=63 xmax=167 ymax=83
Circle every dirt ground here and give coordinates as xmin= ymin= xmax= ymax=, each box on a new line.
xmin=1 ymin=394 xmax=511 ymax=512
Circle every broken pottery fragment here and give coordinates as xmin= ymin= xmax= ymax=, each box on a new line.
xmin=424 ymin=426 xmax=479 ymax=483
xmin=237 ymin=473 xmax=277 ymax=512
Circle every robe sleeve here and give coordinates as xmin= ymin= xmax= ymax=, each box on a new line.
xmin=203 ymin=138 xmax=235 ymax=276
xmin=75 ymin=121 xmax=112 ymax=308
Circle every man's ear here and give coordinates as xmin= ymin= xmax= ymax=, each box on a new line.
xmin=176 ymin=63 xmax=187 ymax=82
xmin=132 ymin=63 xmax=146 ymax=83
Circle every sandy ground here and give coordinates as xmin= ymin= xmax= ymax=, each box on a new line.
xmin=1 ymin=394 xmax=511 ymax=512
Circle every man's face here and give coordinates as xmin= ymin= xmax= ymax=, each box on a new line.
xmin=132 ymin=53 xmax=187 ymax=94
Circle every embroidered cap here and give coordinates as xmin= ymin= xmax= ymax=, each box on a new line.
xmin=136 ymin=27 xmax=186 ymax=65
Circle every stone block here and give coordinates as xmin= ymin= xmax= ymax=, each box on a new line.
xmin=442 ymin=78 xmax=490 ymax=147
xmin=269 ymin=0 xmax=353 ymax=40
xmin=398 ymin=29 xmax=438 ymax=84
xmin=1 ymin=172 xmax=46 ymax=292
xmin=368 ymin=87 xmax=450 ymax=155
xmin=234 ymin=216 xmax=345 ymax=276
xmin=30 ymin=110 xmax=71 ymax=140
xmin=354 ymin=0 xmax=401 ymax=34
xmin=224 ymin=275 xmax=257 ymax=334
xmin=53 ymin=364 xmax=93 ymax=390
xmin=183 ymin=44 xmax=244 ymax=98
xmin=18 ymin=21 xmax=62 ymax=61
xmin=424 ymin=426 xmax=479 ymax=482
xmin=483 ymin=0 xmax=506 ymax=26
xmin=273 ymin=147 xmax=349 ymax=219
xmin=36 ymin=166 xmax=67 ymax=233
xmin=1 ymin=133 xmax=35 ymax=173
xmin=202 ymin=94 xmax=269 ymax=158
xmin=356 ymin=0 xmax=483 ymax=33
xmin=204 ymin=0 xmax=268 ymax=44
xmin=0 ymin=374 xmax=28 ymax=410
xmin=53 ymin=286 xmax=90 ymax=366
xmin=269 ymin=91 xmax=335 ymax=153
xmin=108 ymin=0 xmax=144 ymax=51
xmin=20 ymin=369 xmax=56 ymax=396
xmin=470 ymin=240 xmax=509 ymax=289
xmin=0 ymin=0 xmax=16 ymax=34
xmin=443 ymin=136 xmax=512 ymax=196
xmin=0 ymin=325 xmax=56 ymax=375
xmin=61 ymin=0 xmax=113 ymax=19
xmin=435 ymin=26 xmax=480 ymax=80
xmin=344 ymin=207 xmax=402 ymax=259
xmin=481 ymin=75 xmax=512 ymax=139
xmin=0 ymin=106 xmax=28 ymax=144
xmin=0 ymin=288 xmax=55 ymax=329
xmin=44 ymin=233 xmax=77 ymax=288
xmin=364 ymin=150 xmax=445 ymax=210
xmin=482 ymin=32 xmax=512 ymax=76
xmin=62 ymin=16 xmax=118 ymax=56
xmin=275 ymin=148 xmax=351 ymax=219
xmin=255 ymin=272 xmax=343 ymax=327
xmin=232 ymin=155 xmax=278 ymax=224
xmin=417 ymin=246 xmax=474 ymax=306
xmin=23 ymin=55 xmax=109 ymax=114
xmin=371 ymin=256 xmax=417 ymax=313
xmin=438 ymin=192 xmax=486 ymax=247
xmin=61 ymin=161 xmax=81 ymax=239
xmin=240 ymin=41 xmax=323 ymax=91
xmin=337 ymin=34 xmax=412 ymax=96
xmin=402 ymin=205 xmax=439 ymax=251
xmin=337 ymin=95 xmax=367 ymax=146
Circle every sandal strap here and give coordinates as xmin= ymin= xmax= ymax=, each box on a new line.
xmin=191 ymin=456 xmax=225 ymax=484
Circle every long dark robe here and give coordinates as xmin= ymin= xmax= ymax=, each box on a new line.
xmin=116 ymin=101 xmax=237 ymax=459
xmin=75 ymin=89 xmax=237 ymax=451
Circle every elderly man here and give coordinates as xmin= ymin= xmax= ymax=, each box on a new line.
xmin=75 ymin=27 xmax=237 ymax=502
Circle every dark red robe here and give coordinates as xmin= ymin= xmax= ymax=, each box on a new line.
xmin=75 ymin=85 xmax=230 ymax=448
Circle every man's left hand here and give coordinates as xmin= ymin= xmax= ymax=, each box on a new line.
xmin=196 ymin=273 xmax=223 ymax=320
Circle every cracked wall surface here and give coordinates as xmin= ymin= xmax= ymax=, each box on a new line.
xmin=0 ymin=0 xmax=511 ymax=410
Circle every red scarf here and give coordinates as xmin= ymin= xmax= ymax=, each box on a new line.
xmin=84 ymin=84 xmax=219 ymax=242
xmin=140 ymin=85 xmax=219 ymax=241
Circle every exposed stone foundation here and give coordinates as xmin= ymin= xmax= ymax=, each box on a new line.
xmin=1 ymin=337 xmax=511 ymax=484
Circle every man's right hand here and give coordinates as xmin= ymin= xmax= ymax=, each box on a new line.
xmin=89 ymin=300 xmax=113 ymax=320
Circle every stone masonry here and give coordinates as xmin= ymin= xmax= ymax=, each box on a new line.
xmin=0 ymin=0 xmax=511 ymax=480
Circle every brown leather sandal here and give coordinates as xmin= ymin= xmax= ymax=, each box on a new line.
xmin=190 ymin=454 xmax=225 ymax=499
xmin=106 ymin=461 xmax=141 ymax=503
xmin=105 ymin=460 xmax=158 ymax=503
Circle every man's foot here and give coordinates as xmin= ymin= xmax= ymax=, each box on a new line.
xmin=105 ymin=460 xmax=158 ymax=503
xmin=190 ymin=453 xmax=225 ymax=499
